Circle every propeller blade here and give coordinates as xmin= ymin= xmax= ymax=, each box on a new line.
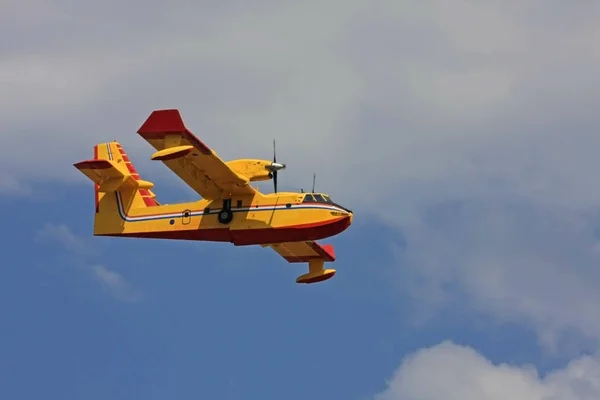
xmin=269 ymin=139 xmax=286 ymax=193
xmin=273 ymin=139 xmax=277 ymax=193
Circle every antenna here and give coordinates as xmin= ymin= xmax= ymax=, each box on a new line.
xmin=312 ymin=173 xmax=316 ymax=193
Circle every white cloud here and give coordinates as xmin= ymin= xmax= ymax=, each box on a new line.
xmin=6 ymin=0 xmax=600 ymax=352
xmin=0 ymin=171 xmax=30 ymax=194
xmin=35 ymin=223 xmax=138 ymax=301
xmin=35 ymin=223 xmax=93 ymax=255
xmin=92 ymin=265 xmax=140 ymax=302
xmin=375 ymin=341 xmax=600 ymax=400
xmin=2 ymin=1 xmax=599 ymax=208
xmin=393 ymin=203 xmax=600 ymax=351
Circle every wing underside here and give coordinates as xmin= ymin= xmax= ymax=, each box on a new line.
xmin=137 ymin=109 xmax=256 ymax=200
xmin=265 ymin=240 xmax=337 ymax=284
xmin=266 ymin=240 xmax=336 ymax=263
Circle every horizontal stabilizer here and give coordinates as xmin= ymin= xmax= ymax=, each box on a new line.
xmin=74 ymin=159 xmax=124 ymax=183
xmin=74 ymin=158 xmax=154 ymax=192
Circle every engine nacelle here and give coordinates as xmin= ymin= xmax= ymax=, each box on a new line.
xmin=225 ymin=159 xmax=275 ymax=182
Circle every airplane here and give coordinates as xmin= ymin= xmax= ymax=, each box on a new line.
xmin=73 ymin=109 xmax=353 ymax=284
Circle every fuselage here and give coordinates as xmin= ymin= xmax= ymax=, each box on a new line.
xmin=95 ymin=190 xmax=353 ymax=246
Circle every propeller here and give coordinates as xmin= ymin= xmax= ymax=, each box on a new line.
xmin=267 ymin=139 xmax=286 ymax=193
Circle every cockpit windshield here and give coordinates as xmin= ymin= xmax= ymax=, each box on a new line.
xmin=303 ymin=194 xmax=316 ymax=203
xmin=313 ymin=194 xmax=326 ymax=202
xmin=302 ymin=193 xmax=334 ymax=203
xmin=302 ymin=192 xmax=352 ymax=213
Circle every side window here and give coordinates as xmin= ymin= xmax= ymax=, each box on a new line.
xmin=303 ymin=194 xmax=316 ymax=203
xmin=313 ymin=194 xmax=326 ymax=203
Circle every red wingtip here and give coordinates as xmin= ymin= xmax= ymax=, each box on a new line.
xmin=308 ymin=242 xmax=336 ymax=262
xmin=137 ymin=109 xmax=212 ymax=155
xmin=319 ymin=244 xmax=336 ymax=261
xmin=137 ymin=109 xmax=188 ymax=134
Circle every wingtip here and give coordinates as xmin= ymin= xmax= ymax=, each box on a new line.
xmin=137 ymin=109 xmax=187 ymax=135
xmin=74 ymin=159 xmax=112 ymax=170
xmin=136 ymin=109 xmax=212 ymax=155
xmin=308 ymin=241 xmax=336 ymax=262
xmin=319 ymin=244 xmax=336 ymax=261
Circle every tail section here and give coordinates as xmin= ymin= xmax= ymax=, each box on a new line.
xmin=74 ymin=141 xmax=158 ymax=235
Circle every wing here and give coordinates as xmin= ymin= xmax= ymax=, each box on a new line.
xmin=266 ymin=240 xmax=336 ymax=263
xmin=137 ymin=109 xmax=257 ymax=200
xmin=264 ymin=240 xmax=337 ymax=284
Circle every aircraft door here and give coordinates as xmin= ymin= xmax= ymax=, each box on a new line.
xmin=181 ymin=209 xmax=191 ymax=225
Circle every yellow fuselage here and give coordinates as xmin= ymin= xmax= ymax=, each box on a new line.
xmin=95 ymin=190 xmax=353 ymax=246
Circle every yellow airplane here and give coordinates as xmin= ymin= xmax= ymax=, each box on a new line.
xmin=74 ymin=109 xmax=353 ymax=284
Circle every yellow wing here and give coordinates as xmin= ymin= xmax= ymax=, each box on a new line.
xmin=137 ymin=109 xmax=257 ymax=200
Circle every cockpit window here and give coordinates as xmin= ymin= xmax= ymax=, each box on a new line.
xmin=303 ymin=193 xmax=335 ymax=203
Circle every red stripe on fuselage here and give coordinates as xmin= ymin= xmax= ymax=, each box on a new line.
xmin=97 ymin=215 xmax=351 ymax=246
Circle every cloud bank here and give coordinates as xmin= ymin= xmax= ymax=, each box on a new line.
xmin=5 ymin=0 xmax=600 ymax=395
xmin=376 ymin=341 xmax=600 ymax=400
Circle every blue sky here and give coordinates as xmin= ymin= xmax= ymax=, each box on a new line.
xmin=4 ymin=1 xmax=600 ymax=399
xmin=0 ymin=185 xmax=545 ymax=399
xmin=1 ymin=186 xmax=402 ymax=399
xmin=0 ymin=184 xmax=579 ymax=399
